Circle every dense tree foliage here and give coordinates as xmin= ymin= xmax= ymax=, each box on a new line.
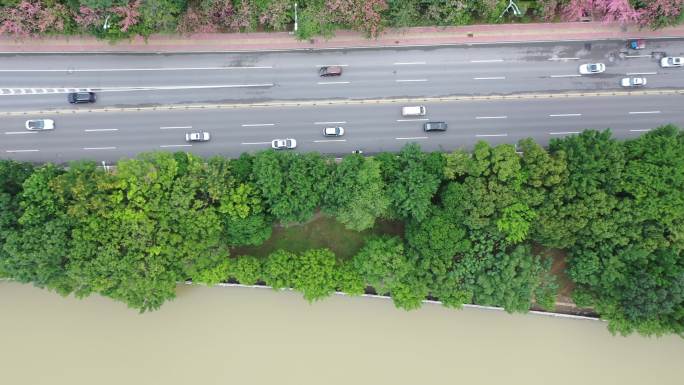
xmin=0 ymin=160 xmax=35 ymax=278
xmin=551 ymin=126 xmax=684 ymax=335
xmin=1 ymin=125 xmax=683 ymax=336
xmin=376 ymin=143 xmax=444 ymax=222
xmin=253 ymin=151 xmax=330 ymax=224
xmin=323 ymin=154 xmax=388 ymax=231
xmin=3 ymin=0 xmax=679 ymax=38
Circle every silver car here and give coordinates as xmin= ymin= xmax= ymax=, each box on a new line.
xmin=25 ymin=119 xmax=55 ymax=131
xmin=271 ymin=138 xmax=297 ymax=150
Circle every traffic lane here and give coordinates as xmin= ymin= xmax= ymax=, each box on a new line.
xmin=0 ymin=67 xmax=277 ymax=88
xmin=0 ymin=85 xmax=279 ymax=112
xmin=3 ymin=94 xmax=683 ymax=163
xmin=2 ymin=93 xmax=682 ymax=139
xmin=2 ymin=71 xmax=681 ymax=114
xmin=0 ymin=52 xmax=274 ymax=70
xmin=2 ymin=92 xmax=682 ymax=137
xmin=3 ymin=41 xmax=680 ymax=86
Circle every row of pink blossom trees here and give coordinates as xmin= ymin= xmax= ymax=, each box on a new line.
xmin=0 ymin=0 xmax=141 ymax=37
xmin=1 ymin=0 xmax=682 ymax=38
xmin=549 ymin=0 xmax=683 ymax=27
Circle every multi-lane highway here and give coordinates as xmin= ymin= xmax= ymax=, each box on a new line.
xmin=1 ymin=39 xmax=683 ymax=163
xmin=2 ymin=93 xmax=682 ymax=164
xmin=2 ymin=40 xmax=684 ymax=111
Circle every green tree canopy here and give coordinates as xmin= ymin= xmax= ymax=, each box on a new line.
xmin=323 ymin=155 xmax=389 ymax=231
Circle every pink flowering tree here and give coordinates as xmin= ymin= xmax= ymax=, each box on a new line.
xmin=0 ymin=1 xmax=66 ymax=37
xmin=325 ymin=0 xmax=387 ymax=37
xmin=637 ymin=0 xmax=683 ymax=28
xmin=561 ymin=0 xmax=642 ymax=24
xmin=74 ymin=5 xmax=103 ymax=30
xmin=230 ymin=0 xmax=254 ymax=30
xmin=111 ymin=0 xmax=141 ymax=32
xmin=258 ymin=0 xmax=291 ymax=31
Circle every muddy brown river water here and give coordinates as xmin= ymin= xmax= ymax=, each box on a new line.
xmin=1 ymin=281 xmax=683 ymax=385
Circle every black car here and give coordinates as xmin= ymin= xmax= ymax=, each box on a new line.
xmin=68 ymin=92 xmax=96 ymax=104
xmin=423 ymin=121 xmax=448 ymax=132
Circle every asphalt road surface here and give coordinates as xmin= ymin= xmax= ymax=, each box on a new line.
xmin=2 ymin=93 xmax=682 ymax=164
xmin=1 ymin=39 xmax=684 ymax=112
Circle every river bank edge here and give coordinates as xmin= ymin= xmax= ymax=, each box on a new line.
xmin=184 ymin=280 xmax=601 ymax=322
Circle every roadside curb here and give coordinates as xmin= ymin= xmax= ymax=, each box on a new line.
xmin=185 ymin=281 xmax=601 ymax=322
xmin=4 ymin=89 xmax=683 ymax=117
xmin=2 ymin=36 xmax=684 ymax=54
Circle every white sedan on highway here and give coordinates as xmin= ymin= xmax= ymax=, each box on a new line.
xmin=620 ymin=77 xmax=647 ymax=87
xmin=25 ymin=119 xmax=55 ymax=131
xmin=660 ymin=56 xmax=683 ymax=67
xmin=579 ymin=63 xmax=606 ymax=74
xmin=272 ymin=138 xmax=297 ymax=150
xmin=185 ymin=131 xmax=210 ymax=142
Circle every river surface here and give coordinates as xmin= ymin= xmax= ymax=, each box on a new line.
xmin=1 ymin=281 xmax=683 ymax=385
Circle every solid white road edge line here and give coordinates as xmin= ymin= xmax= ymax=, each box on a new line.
xmin=5 ymin=149 xmax=39 ymax=152
xmin=159 ymin=144 xmax=192 ymax=148
xmin=0 ymin=66 xmax=274 ymax=72
xmin=395 ymin=136 xmax=428 ymax=140
xmin=83 ymin=147 xmax=116 ymax=150
xmin=549 ymin=131 xmax=580 ymax=135
xmin=628 ymin=111 xmax=661 ymax=114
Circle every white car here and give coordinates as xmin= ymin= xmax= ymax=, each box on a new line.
xmin=271 ymin=138 xmax=297 ymax=150
xmin=25 ymin=119 xmax=55 ymax=131
xmin=579 ymin=63 xmax=606 ymax=74
xmin=185 ymin=131 xmax=210 ymax=142
xmin=660 ymin=57 xmax=683 ymax=67
xmin=620 ymin=77 xmax=647 ymax=87
xmin=323 ymin=126 xmax=344 ymax=136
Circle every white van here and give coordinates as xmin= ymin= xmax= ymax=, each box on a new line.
xmin=401 ymin=106 xmax=426 ymax=116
